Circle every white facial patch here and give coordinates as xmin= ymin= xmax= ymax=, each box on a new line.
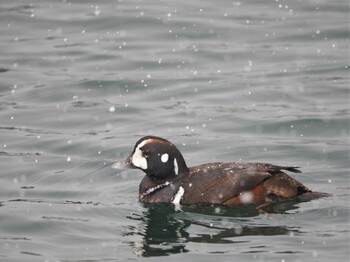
xmin=131 ymin=140 xmax=148 ymax=170
xmin=161 ymin=153 xmax=169 ymax=163
xmin=174 ymin=158 xmax=179 ymax=175
xmin=172 ymin=186 xmax=185 ymax=204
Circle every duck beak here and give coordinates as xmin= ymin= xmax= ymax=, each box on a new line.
xmin=111 ymin=154 xmax=136 ymax=170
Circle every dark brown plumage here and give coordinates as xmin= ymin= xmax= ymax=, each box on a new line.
xmin=112 ymin=136 xmax=329 ymax=206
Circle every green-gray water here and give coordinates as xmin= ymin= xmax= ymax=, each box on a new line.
xmin=0 ymin=0 xmax=349 ymax=261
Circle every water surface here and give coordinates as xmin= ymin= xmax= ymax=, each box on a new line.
xmin=0 ymin=0 xmax=349 ymax=261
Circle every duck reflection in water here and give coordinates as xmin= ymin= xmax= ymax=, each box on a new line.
xmin=125 ymin=202 xmax=302 ymax=257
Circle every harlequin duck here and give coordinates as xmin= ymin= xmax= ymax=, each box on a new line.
xmin=112 ymin=136 xmax=329 ymax=206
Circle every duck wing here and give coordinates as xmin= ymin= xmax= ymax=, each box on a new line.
xmin=181 ymin=162 xmax=290 ymax=205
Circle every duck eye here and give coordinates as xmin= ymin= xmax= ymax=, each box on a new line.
xmin=142 ymin=150 xmax=151 ymax=157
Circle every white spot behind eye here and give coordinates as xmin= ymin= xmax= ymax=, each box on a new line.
xmin=131 ymin=140 xmax=148 ymax=170
xmin=174 ymin=158 xmax=179 ymax=175
xmin=161 ymin=153 xmax=169 ymax=163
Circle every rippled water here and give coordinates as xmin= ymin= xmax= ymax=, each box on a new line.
xmin=0 ymin=0 xmax=349 ymax=261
